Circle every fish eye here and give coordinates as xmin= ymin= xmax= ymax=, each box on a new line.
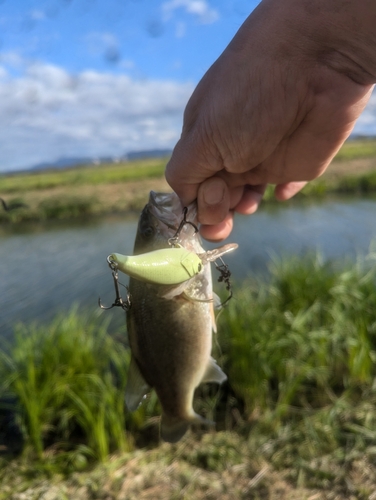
xmin=142 ymin=225 xmax=154 ymax=238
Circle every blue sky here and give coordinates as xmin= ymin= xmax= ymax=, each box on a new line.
xmin=0 ymin=0 xmax=375 ymax=172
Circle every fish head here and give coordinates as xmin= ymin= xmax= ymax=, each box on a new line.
xmin=133 ymin=191 xmax=201 ymax=255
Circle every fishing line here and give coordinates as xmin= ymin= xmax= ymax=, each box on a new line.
xmin=168 ymin=206 xmax=199 ymax=247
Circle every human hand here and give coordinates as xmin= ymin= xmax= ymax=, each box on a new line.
xmin=166 ymin=0 xmax=376 ymax=240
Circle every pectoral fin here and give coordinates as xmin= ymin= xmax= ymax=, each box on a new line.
xmin=201 ymin=357 xmax=227 ymax=385
xmin=157 ymin=278 xmax=194 ymax=299
xmin=125 ymin=356 xmax=150 ymax=411
xmin=213 ymin=292 xmax=222 ymax=310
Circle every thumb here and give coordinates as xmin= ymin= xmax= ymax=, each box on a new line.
xmin=197 ymin=177 xmax=230 ymax=225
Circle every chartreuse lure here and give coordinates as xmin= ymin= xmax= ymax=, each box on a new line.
xmin=108 ymin=247 xmax=203 ymax=285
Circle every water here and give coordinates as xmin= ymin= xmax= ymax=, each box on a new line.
xmin=1 ymin=197 xmax=376 ymax=340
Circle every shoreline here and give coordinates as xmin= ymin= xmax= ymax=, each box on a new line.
xmin=1 ymin=155 xmax=376 ymax=225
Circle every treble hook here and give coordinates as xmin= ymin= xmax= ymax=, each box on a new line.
xmin=215 ymin=256 xmax=233 ymax=307
xmin=98 ymin=257 xmax=132 ymax=311
xmin=168 ymin=207 xmax=199 ymax=247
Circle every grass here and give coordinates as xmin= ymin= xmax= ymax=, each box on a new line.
xmin=0 ymin=157 xmax=169 ymax=224
xmin=0 ymin=308 xmax=132 ymax=465
xmin=334 ymin=138 xmax=376 ymax=161
xmin=3 ymin=252 xmax=376 ymax=497
xmin=1 ymin=139 xmax=376 ymax=224
xmin=220 ymin=252 xmax=376 ymax=415
xmin=0 ymin=158 xmax=167 ymax=193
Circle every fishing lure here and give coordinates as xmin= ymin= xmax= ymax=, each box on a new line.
xmin=99 ymin=203 xmax=237 ymax=310
xmin=108 ymin=247 xmax=203 ymax=285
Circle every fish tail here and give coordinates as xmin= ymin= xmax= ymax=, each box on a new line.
xmin=160 ymin=412 xmax=214 ymax=443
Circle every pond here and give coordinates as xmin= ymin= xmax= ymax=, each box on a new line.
xmin=1 ymin=196 xmax=376 ymax=341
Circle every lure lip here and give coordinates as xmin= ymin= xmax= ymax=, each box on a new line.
xmin=198 ymin=243 xmax=238 ymax=264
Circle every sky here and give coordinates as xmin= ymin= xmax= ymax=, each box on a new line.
xmin=0 ymin=0 xmax=375 ymax=172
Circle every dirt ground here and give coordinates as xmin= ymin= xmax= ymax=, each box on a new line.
xmin=3 ymin=432 xmax=376 ymax=500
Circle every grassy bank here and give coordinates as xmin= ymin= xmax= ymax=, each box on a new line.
xmin=0 ymin=158 xmax=168 ymax=193
xmin=2 ymin=253 xmax=376 ymax=498
xmin=1 ymin=139 xmax=376 ymax=224
xmin=0 ymin=158 xmax=170 ymax=224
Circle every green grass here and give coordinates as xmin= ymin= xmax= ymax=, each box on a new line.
xmin=217 ymin=251 xmax=376 ymax=471
xmin=334 ymin=138 xmax=376 ymax=161
xmin=3 ymin=252 xmax=376 ymax=494
xmin=0 ymin=196 xmax=99 ymax=223
xmin=1 ymin=138 xmax=375 ymax=196
xmin=0 ymin=308 xmax=132 ymax=465
xmin=263 ymin=171 xmax=376 ymax=201
xmin=0 ymin=158 xmax=167 ymax=194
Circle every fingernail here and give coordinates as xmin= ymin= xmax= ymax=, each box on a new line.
xmin=203 ymin=179 xmax=225 ymax=205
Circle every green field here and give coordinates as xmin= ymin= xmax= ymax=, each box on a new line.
xmin=1 ymin=138 xmax=376 ymax=224
xmin=2 ymin=253 xmax=376 ymax=498
xmin=334 ymin=138 xmax=376 ymax=161
xmin=0 ymin=158 xmax=167 ymax=193
xmin=0 ymin=157 xmax=169 ymax=223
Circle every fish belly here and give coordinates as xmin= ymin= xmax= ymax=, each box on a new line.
xmin=127 ymin=279 xmax=212 ymax=420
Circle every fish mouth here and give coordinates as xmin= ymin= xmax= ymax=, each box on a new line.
xmin=147 ymin=191 xmax=198 ymax=237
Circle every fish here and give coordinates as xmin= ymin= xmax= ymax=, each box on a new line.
xmin=124 ymin=191 xmax=237 ymax=443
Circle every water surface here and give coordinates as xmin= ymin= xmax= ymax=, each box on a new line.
xmin=1 ymin=197 xmax=376 ymax=341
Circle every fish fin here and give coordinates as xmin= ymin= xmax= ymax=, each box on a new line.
xmin=210 ymin=300 xmax=217 ymax=333
xmin=213 ymin=292 xmax=222 ymax=309
xmin=160 ymin=412 xmax=214 ymax=443
xmin=125 ymin=356 xmax=150 ymax=412
xmin=183 ymin=273 xmax=212 ymax=302
xmin=183 ymin=291 xmax=213 ymax=303
xmin=201 ymin=357 xmax=227 ymax=385
xmin=157 ymin=279 xmax=193 ymax=299
xmin=210 ymin=292 xmax=222 ymax=333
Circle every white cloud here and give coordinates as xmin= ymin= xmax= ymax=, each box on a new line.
xmin=0 ymin=59 xmax=195 ymax=171
xmin=0 ymin=51 xmax=25 ymax=69
xmin=162 ymin=0 xmax=219 ymax=24
xmin=0 ymin=54 xmax=375 ymax=172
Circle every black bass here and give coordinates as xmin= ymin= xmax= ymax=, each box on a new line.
xmin=125 ymin=191 xmax=237 ymax=443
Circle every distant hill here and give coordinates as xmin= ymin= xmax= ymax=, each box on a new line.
xmin=25 ymin=149 xmax=172 ymax=173
xmin=30 ymin=157 xmax=97 ymax=171
xmin=124 ymin=149 xmax=172 ymax=160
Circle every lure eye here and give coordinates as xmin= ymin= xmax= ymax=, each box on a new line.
xmin=198 ymin=263 xmax=202 ymax=272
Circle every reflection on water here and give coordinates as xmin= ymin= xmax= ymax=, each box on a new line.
xmin=1 ymin=198 xmax=376 ymax=341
